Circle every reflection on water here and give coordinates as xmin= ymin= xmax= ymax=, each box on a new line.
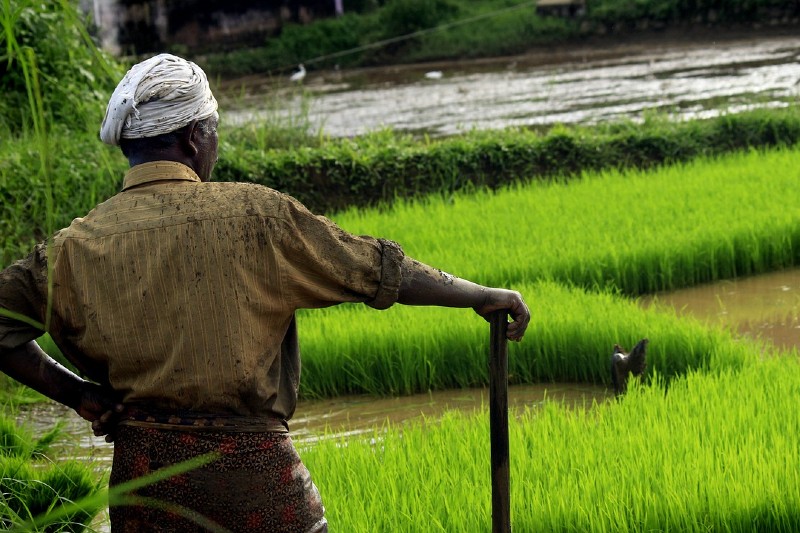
xmin=223 ymin=34 xmax=800 ymax=137
xmin=641 ymin=268 xmax=800 ymax=350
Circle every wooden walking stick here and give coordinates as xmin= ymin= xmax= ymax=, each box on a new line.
xmin=489 ymin=310 xmax=511 ymax=532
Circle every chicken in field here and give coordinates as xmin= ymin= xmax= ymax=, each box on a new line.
xmin=610 ymin=338 xmax=648 ymax=396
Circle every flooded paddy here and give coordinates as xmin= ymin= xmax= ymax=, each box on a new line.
xmin=12 ymin=33 xmax=800 ymax=529
xmin=642 ymin=267 xmax=800 ymax=351
xmin=21 ymin=266 xmax=800 ymax=467
xmin=21 ymin=255 xmax=800 ymax=455
xmin=223 ymin=33 xmax=800 ymax=137
xmin=15 ymin=266 xmax=800 ymax=533
xmin=18 ymin=381 xmax=610 ymax=474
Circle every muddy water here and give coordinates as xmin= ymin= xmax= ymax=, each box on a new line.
xmin=18 ymin=381 xmax=609 ymax=471
xmin=16 ymin=382 xmax=605 ymax=531
xmin=223 ymin=33 xmax=800 ymax=137
xmin=17 ymin=268 xmax=800 ymax=466
xmin=641 ymin=267 xmax=800 ymax=351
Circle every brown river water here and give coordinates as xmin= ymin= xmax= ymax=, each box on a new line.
xmin=642 ymin=267 xmax=800 ymax=351
xmin=222 ymin=32 xmax=800 ymax=137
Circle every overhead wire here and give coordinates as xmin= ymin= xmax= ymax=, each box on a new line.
xmin=272 ymin=0 xmax=539 ymax=74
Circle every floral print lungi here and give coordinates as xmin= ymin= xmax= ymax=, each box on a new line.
xmin=109 ymin=418 xmax=327 ymax=533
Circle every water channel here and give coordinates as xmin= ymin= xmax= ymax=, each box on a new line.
xmin=18 ymin=267 xmax=800 ymax=471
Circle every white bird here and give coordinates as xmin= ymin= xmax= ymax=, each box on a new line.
xmin=290 ymin=64 xmax=306 ymax=83
xmin=424 ymin=70 xmax=443 ymax=80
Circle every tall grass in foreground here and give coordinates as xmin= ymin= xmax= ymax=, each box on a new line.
xmin=302 ymin=355 xmax=800 ymax=532
xmin=5 ymin=453 xmax=223 ymax=533
xmin=0 ymin=0 xmax=123 ymax=267
xmin=332 ymin=145 xmax=800 ymax=294
xmin=297 ymin=280 xmax=759 ymax=398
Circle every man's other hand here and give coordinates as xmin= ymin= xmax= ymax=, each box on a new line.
xmin=76 ymin=381 xmax=124 ymax=443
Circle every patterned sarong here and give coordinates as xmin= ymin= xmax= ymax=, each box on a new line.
xmin=109 ymin=409 xmax=327 ymax=532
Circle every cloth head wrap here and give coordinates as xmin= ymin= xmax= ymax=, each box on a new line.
xmin=100 ymin=53 xmax=218 ymax=146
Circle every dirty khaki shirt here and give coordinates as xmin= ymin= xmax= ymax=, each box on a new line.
xmin=0 ymin=161 xmax=404 ymax=420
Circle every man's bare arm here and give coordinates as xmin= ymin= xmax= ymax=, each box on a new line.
xmin=0 ymin=341 xmax=123 ymax=440
xmin=397 ymin=257 xmax=530 ymax=341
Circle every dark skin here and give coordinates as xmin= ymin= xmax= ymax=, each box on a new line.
xmin=126 ymin=118 xmax=219 ymax=182
xmin=0 ymin=116 xmax=529 ymax=443
xmin=0 ymin=342 xmax=123 ymax=441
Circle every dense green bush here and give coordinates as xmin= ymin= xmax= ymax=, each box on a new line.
xmin=198 ymin=0 xmax=800 ymax=79
xmin=586 ymin=0 xmax=799 ymax=27
xmin=201 ymin=0 xmax=572 ymax=77
xmin=0 ymin=128 xmax=124 ymax=267
xmin=215 ymin=108 xmax=800 ymax=215
xmin=379 ymin=0 xmax=460 ymax=36
xmin=408 ymin=6 xmax=572 ymax=61
xmin=0 ymin=0 xmax=123 ymax=267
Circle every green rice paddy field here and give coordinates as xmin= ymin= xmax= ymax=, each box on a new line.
xmin=290 ymin=146 xmax=800 ymax=531
xmin=8 ymin=145 xmax=800 ymax=531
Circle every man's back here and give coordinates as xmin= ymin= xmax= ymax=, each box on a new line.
xmin=47 ymin=162 xmax=395 ymax=418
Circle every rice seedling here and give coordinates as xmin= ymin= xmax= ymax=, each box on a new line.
xmin=331 ymin=145 xmax=800 ymax=294
xmin=297 ymin=280 xmax=756 ymax=398
xmin=0 ymin=413 xmax=64 ymax=460
xmin=301 ymin=355 xmax=800 ymax=532
xmin=293 ymin=145 xmax=798 ymax=397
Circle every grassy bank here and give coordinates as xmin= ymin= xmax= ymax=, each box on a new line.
xmin=4 ymin=107 xmax=800 ymax=268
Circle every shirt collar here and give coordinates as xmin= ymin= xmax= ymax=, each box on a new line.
xmin=122 ymin=161 xmax=202 ymax=191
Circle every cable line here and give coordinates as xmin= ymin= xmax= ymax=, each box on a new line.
xmin=273 ymin=0 xmax=538 ymax=73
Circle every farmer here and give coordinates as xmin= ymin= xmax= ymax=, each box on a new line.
xmin=0 ymin=53 xmax=529 ymax=532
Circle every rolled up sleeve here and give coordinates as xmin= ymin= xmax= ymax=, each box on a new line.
xmin=276 ymin=196 xmax=405 ymax=310
xmin=365 ymin=238 xmax=404 ymax=310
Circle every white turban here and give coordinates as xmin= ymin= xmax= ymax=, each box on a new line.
xmin=99 ymin=53 xmax=218 ymax=146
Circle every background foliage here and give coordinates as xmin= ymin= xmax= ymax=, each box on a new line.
xmin=198 ymin=0 xmax=800 ymax=78
xmin=216 ymin=108 xmax=800 ymax=215
xmin=0 ymin=0 xmax=120 ymax=135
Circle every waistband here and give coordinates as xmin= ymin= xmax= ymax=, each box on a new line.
xmin=118 ymin=406 xmax=289 ymax=433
